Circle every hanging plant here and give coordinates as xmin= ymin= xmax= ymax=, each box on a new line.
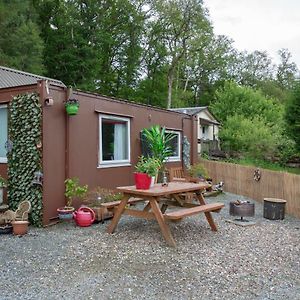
xmin=7 ymin=93 xmax=43 ymax=226
xmin=64 ymin=98 xmax=79 ymax=115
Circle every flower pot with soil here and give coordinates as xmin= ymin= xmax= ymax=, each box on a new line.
xmin=57 ymin=177 xmax=88 ymax=220
xmin=134 ymin=156 xmax=161 ymax=189
xmin=64 ymin=98 xmax=79 ymax=115
xmin=11 ymin=220 xmax=29 ymax=236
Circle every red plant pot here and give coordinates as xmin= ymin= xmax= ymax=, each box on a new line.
xmin=134 ymin=173 xmax=151 ymax=189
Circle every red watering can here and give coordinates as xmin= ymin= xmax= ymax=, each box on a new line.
xmin=73 ymin=207 xmax=95 ymax=227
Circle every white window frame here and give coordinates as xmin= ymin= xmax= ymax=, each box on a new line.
xmin=165 ymin=129 xmax=181 ymax=162
xmin=98 ymin=114 xmax=131 ymax=168
xmin=0 ymin=104 xmax=8 ymax=164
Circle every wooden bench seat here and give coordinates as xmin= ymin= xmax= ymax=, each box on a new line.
xmin=101 ymin=198 xmax=144 ymax=209
xmin=164 ymin=203 xmax=224 ymax=220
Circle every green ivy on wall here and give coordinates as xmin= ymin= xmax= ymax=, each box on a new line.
xmin=8 ymin=93 xmax=43 ymax=226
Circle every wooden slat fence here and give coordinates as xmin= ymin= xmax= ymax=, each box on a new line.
xmin=200 ymin=159 xmax=300 ymax=218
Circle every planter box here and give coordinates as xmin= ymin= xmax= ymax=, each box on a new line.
xmin=91 ymin=206 xmax=113 ymax=222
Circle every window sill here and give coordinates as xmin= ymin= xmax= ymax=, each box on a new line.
xmin=98 ymin=163 xmax=132 ymax=169
xmin=167 ymin=158 xmax=181 ymax=162
xmin=0 ymin=158 xmax=7 ymax=164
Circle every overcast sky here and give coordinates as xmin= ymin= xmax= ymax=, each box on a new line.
xmin=204 ymin=0 xmax=300 ymax=68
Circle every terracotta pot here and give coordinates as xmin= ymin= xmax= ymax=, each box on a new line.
xmin=11 ymin=221 xmax=29 ymax=236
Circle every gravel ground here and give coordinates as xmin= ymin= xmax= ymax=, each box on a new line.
xmin=1 ymin=192 xmax=300 ymax=300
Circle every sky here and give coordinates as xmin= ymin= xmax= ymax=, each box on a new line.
xmin=204 ymin=0 xmax=300 ymax=68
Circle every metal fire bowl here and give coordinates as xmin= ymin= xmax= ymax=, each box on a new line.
xmin=229 ymin=202 xmax=255 ymax=217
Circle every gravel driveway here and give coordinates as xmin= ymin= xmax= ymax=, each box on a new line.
xmin=1 ymin=192 xmax=299 ymax=300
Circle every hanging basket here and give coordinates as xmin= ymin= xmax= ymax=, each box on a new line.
xmin=65 ymin=104 xmax=79 ymax=115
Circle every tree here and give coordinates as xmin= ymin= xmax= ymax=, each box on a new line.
xmin=276 ymin=48 xmax=298 ymax=90
xmin=286 ymin=82 xmax=300 ymax=151
xmin=211 ymin=81 xmax=283 ymax=126
xmin=150 ymin=0 xmax=212 ymax=108
xmin=0 ymin=0 xmax=44 ymax=74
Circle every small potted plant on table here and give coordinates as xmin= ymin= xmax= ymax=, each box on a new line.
xmin=57 ymin=177 xmax=88 ymax=220
xmin=135 ymin=156 xmax=161 ymax=189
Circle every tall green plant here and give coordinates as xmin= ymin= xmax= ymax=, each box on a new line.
xmin=8 ymin=93 xmax=42 ymax=226
xmin=142 ymin=125 xmax=174 ymax=168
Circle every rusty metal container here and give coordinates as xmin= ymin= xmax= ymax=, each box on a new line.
xmin=230 ymin=201 xmax=255 ymax=218
xmin=263 ymin=198 xmax=286 ymax=220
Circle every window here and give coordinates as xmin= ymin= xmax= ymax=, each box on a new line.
xmin=165 ymin=130 xmax=181 ymax=162
xmin=99 ymin=114 xmax=130 ymax=167
xmin=0 ymin=105 xmax=8 ymax=163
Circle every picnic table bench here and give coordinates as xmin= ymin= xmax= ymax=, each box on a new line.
xmin=107 ymin=182 xmax=224 ymax=247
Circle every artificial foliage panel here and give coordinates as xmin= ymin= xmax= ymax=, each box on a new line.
xmin=7 ymin=93 xmax=43 ymax=226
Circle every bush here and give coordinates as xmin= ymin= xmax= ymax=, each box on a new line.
xmin=286 ymin=82 xmax=300 ymax=151
xmin=219 ymin=115 xmax=280 ymax=159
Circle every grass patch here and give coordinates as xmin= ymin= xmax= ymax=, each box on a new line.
xmin=224 ymin=157 xmax=300 ymax=175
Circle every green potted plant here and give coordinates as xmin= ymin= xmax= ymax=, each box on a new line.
xmin=82 ymin=187 xmax=123 ymax=222
xmin=135 ymin=156 xmax=161 ymax=189
xmin=0 ymin=176 xmax=7 ymax=205
xmin=188 ymin=163 xmax=209 ymax=181
xmin=57 ymin=177 xmax=88 ymax=220
xmin=142 ymin=125 xmax=174 ymax=166
xmin=64 ymin=98 xmax=79 ymax=115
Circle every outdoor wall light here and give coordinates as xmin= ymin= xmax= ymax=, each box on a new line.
xmin=32 ymin=171 xmax=43 ymax=186
xmin=44 ymin=97 xmax=54 ymax=106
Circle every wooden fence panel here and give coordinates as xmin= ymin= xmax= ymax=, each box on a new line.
xmin=201 ymin=159 xmax=300 ymax=218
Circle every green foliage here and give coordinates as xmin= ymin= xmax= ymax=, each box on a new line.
xmin=0 ymin=176 xmax=7 ymax=188
xmin=188 ymin=163 xmax=208 ymax=178
xmin=135 ymin=156 xmax=161 ymax=177
xmin=0 ymin=0 xmax=44 ymax=74
xmin=286 ymin=82 xmax=300 ymax=151
xmin=224 ymin=157 xmax=300 ymax=175
xmin=219 ymin=115 xmax=280 ymax=159
xmin=142 ymin=125 xmax=174 ymax=167
xmin=211 ymin=81 xmax=283 ymax=125
xmin=7 ymin=93 xmax=43 ymax=226
xmin=83 ymin=187 xmax=123 ymax=206
xmin=64 ymin=177 xmax=88 ymax=207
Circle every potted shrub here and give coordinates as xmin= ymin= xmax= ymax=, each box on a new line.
xmin=64 ymin=98 xmax=79 ymax=115
xmin=0 ymin=176 xmax=7 ymax=205
xmin=57 ymin=177 xmax=88 ymax=220
xmin=142 ymin=125 xmax=175 ymax=181
xmin=188 ymin=163 xmax=209 ymax=181
xmin=82 ymin=187 xmax=123 ymax=222
xmin=135 ymin=156 xmax=161 ymax=189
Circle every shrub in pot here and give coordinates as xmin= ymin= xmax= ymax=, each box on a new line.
xmin=64 ymin=98 xmax=79 ymax=115
xmin=57 ymin=177 xmax=88 ymax=220
xmin=142 ymin=125 xmax=175 ymax=181
xmin=82 ymin=187 xmax=123 ymax=222
xmin=135 ymin=156 xmax=161 ymax=189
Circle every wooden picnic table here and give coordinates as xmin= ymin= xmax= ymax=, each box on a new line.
xmin=107 ymin=181 xmax=224 ymax=247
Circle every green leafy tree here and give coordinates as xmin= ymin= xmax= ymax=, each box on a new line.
xmin=0 ymin=0 xmax=44 ymax=74
xmin=211 ymin=81 xmax=283 ymax=126
xmin=286 ymin=82 xmax=300 ymax=151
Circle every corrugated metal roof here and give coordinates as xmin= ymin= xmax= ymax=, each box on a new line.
xmin=169 ymin=107 xmax=207 ymax=115
xmin=0 ymin=66 xmax=65 ymax=89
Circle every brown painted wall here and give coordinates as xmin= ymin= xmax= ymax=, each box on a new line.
xmin=67 ymin=90 xmax=196 ymax=190
xmin=41 ymin=83 xmax=68 ymax=224
xmin=1 ymin=82 xmax=197 ymax=224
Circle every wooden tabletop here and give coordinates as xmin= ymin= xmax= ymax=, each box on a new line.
xmin=116 ymin=181 xmax=211 ymax=196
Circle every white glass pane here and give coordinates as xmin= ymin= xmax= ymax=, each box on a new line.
xmin=0 ymin=107 xmax=8 ymax=158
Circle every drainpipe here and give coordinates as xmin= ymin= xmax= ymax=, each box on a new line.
xmin=65 ymin=87 xmax=72 ymax=181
